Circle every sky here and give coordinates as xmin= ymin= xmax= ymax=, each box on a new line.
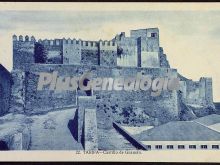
xmin=0 ymin=10 xmax=219 ymax=101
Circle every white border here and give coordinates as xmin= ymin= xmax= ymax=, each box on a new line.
xmin=0 ymin=2 xmax=220 ymax=162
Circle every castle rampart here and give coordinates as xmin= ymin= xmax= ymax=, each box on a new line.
xmin=8 ymin=28 xmax=215 ymax=125
xmin=19 ymin=63 xmax=179 ymax=125
xmin=13 ymin=28 xmax=163 ymax=69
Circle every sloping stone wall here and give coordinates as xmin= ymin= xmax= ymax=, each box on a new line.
xmin=22 ymin=64 xmax=179 ymax=125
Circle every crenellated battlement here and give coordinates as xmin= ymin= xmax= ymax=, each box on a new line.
xmin=81 ymin=40 xmax=97 ymax=47
xmin=14 ymin=35 xmax=117 ymax=48
xmin=39 ymin=39 xmax=62 ymax=46
xmin=63 ymin=38 xmax=82 ymax=45
xmin=99 ymin=40 xmax=116 ymax=47
xmin=99 ymin=40 xmax=117 ymax=51
xmin=13 ymin=35 xmax=36 ymax=42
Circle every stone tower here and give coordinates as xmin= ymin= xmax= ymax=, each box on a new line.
xmin=13 ymin=35 xmax=35 ymax=70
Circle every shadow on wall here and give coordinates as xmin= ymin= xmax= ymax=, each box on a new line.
xmin=67 ymin=109 xmax=85 ymax=149
xmin=0 ymin=84 xmax=4 ymax=116
xmin=81 ymin=118 xmax=85 ymax=149
xmin=68 ymin=112 xmax=78 ymax=142
xmin=0 ymin=140 xmax=9 ymax=150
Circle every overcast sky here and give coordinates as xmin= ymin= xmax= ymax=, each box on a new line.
xmin=0 ymin=10 xmax=219 ymax=101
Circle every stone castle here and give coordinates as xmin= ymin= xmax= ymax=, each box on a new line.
xmin=11 ymin=28 xmax=213 ymax=111
xmin=0 ymin=28 xmax=217 ymax=150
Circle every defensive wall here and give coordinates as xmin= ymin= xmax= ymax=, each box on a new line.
xmin=8 ymin=28 xmax=215 ymax=123
xmin=10 ymin=63 xmax=179 ymax=126
xmin=0 ymin=28 xmax=217 ymax=150
xmin=179 ymin=74 xmax=214 ymax=107
xmin=12 ymin=35 xmax=117 ymax=69
xmin=12 ymin=28 xmax=169 ymax=70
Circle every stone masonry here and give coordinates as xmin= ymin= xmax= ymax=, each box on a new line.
xmin=0 ymin=27 xmax=216 ymax=150
xmin=7 ymin=28 xmax=214 ymax=123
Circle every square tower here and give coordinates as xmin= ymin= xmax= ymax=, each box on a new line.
xmin=134 ymin=28 xmax=160 ymax=68
xmin=13 ymin=35 xmax=35 ymax=70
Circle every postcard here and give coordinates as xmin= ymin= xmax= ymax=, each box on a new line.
xmin=0 ymin=2 xmax=220 ymax=162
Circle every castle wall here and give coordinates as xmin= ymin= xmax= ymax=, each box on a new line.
xmin=95 ymin=67 xmax=179 ymax=126
xmin=13 ymin=28 xmax=169 ymax=71
xmin=81 ymin=41 xmax=99 ymax=65
xmin=186 ymin=81 xmax=201 ymax=105
xmin=40 ymin=39 xmax=62 ymax=64
xmin=11 ymin=28 xmax=215 ymax=128
xmin=99 ymin=41 xmax=117 ymax=67
xmin=178 ymin=73 xmax=214 ymax=107
xmin=22 ymin=64 xmax=179 ymax=125
xmin=24 ymin=66 xmax=76 ymax=115
xmin=0 ymin=65 xmax=11 ymax=116
xmin=202 ymin=78 xmax=213 ymax=105
xmin=183 ymin=77 xmax=214 ymax=107
xmin=41 ymin=39 xmax=117 ymax=66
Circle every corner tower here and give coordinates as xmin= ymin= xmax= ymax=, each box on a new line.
xmin=13 ymin=35 xmax=35 ymax=70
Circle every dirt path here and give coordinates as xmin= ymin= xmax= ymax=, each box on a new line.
xmin=29 ymin=108 xmax=83 ymax=150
